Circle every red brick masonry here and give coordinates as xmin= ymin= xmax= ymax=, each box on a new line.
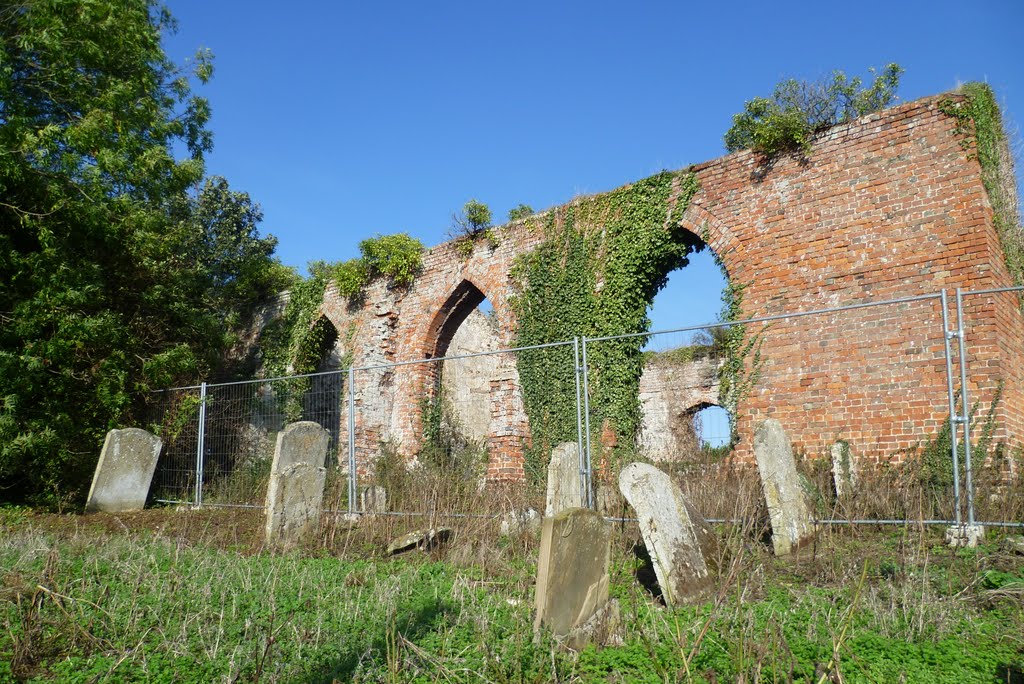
xmin=320 ymin=93 xmax=1024 ymax=476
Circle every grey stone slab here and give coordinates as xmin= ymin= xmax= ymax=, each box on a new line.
xmin=85 ymin=428 xmax=162 ymax=513
xmin=264 ymin=422 xmax=330 ymax=548
xmin=360 ymin=485 xmax=387 ymax=514
xmin=618 ymin=462 xmax=717 ymax=605
xmin=534 ymin=508 xmax=610 ymax=647
xmin=499 ymin=507 xmax=540 ymax=536
xmin=270 ymin=421 xmax=329 ymax=471
xmin=545 ymin=442 xmax=584 ymax=517
xmin=945 ymin=524 xmax=985 ymax=548
xmin=753 ymin=419 xmax=816 ymax=556
xmin=830 ymin=440 xmax=857 ymax=498
xmin=387 ymin=527 xmax=454 ymax=555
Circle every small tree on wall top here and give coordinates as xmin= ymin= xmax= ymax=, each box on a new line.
xmin=724 ymin=64 xmax=903 ymax=157
xmin=450 ymin=199 xmax=492 ymax=238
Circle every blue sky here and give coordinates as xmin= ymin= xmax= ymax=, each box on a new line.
xmin=163 ymin=0 xmax=1024 ymax=335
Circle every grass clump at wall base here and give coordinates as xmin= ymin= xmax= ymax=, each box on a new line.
xmin=511 ymin=171 xmax=702 ymax=477
xmin=940 ymin=83 xmax=1024 ymax=289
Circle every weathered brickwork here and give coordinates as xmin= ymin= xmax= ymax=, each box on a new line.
xmin=322 ymin=93 xmax=1024 ymax=475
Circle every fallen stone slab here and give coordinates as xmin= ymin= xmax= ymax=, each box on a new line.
xmin=753 ymin=419 xmax=816 ymax=556
xmin=545 ymin=442 xmax=584 ymax=516
xmin=86 ymin=428 xmax=162 ymax=513
xmin=534 ymin=508 xmax=610 ymax=648
xmin=264 ymin=422 xmax=330 ymax=548
xmin=387 ymin=527 xmax=454 ymax=555
xmin=618 ymin=462 xmax=717 ymax=605
xmin=1002 ymin=535 xmax=1024 ymax=555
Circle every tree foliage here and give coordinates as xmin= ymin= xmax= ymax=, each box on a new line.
xmin=450 ymin=199 xmax=492 ymax=238
xmin=507 ymin=203 xmax=534 ymax=222
xmin=0 ymin=0 xmax=288 ymax=505
xmin=331 ymin=233 xmax=424 ymax=298
xmin=724 ymin=64 xmax=903 ymax=157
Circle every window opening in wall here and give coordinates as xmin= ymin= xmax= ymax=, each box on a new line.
xmin=693 ymin=404 xmax=731 ymax=450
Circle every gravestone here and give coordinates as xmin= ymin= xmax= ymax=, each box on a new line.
xmin=361 ymin=485 xmax=387 ymax=514
xmin=545 ymin=442 xmax=584 ymax=516
xmin=618 ymin=462 xmax=717 ymax=605
xmin=85 ymin=428 xmax=163 ymax=512
xmin=500 ymin=507 xmax=541 ymax=536
xmin=753 ymin=419 xmax=816 ymax=555
xmin=534 ymin=508 xmax=611 ymax=649
xmin=264 ymin=422 xmax=329 ymax=548
xmin=830 ymin=440 xmax=857 ymax=498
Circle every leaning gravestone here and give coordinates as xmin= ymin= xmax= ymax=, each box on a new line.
xmin=753 ymin=419 xmax=816 ymax=555
xmin=618 ymin=462 xmax=717 ymax=605
xmin=545 ymin=442 xmax=584 ymax=516
xmin=264 ymin=422 xmax=329 ymax=548
xmin=86 ymin=428 xmax=163 ymax=512
xmin=830 ymin=440 xmax=857 ymax=498
xmin=534 ymin=508 xmax=611 ymax=649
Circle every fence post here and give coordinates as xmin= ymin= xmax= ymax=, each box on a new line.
xmin=347 ymin=367 xmax=357 ymax=516
xmin=580 ymin=337 xmax=595 ymax=509
xmin=572 ymin=338 xmax=588 ymax=508
xmin=195 ymin=381 xmax=207 ymax=508
xmin=954 ymin=288 xmax=977 ymax=527
xmin=940 ymin=290 xmax=962 ymax=527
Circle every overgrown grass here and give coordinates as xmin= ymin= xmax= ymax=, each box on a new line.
xmin=1 ymin=493 xmax=1021 ymax=683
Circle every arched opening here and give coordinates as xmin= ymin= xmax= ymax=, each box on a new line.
xmin=426 ymin=279 xmax=487 ymax=360
xmin=639 ymin=232 xmax=734 ymax=461
xmin=421 ymin=280 xmax=499 ymax=473
xmin=300 ymin=316 xmax=343 ymax=462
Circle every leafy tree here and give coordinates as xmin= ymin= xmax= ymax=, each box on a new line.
xmin=450 ymin=199 xmax=492 ymax=238
xmin=507 ymin=203 xmax=534 ymax=222
xmin=0 ymin=0 xmax=287 ymax=505
xmin=724 ymin=64 xmax=903 ymax=157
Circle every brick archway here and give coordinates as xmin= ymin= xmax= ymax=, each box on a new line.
xmin=322 ymin=93 xmax=1024 ymax=475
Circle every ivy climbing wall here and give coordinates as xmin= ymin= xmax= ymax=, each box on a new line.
xmin=318 ymin=91 xmax=1024 ymax=477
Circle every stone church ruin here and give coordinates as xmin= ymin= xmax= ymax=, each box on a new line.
xmin=302 ymin=92 xmax=1024 ymax=480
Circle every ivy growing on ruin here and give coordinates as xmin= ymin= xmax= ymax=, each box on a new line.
xmin=510 ymin=171 xmax=703 ymax=476
xmin=939 ymin=83 xmax=1024 ymax=291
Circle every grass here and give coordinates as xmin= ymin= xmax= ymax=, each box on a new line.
xmin=1 ymin=488 xmax=1022 ymax=683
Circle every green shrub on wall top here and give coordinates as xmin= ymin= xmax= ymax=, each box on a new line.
xmin=331 ymin=233 xmax=425 ymax=299
xmin=724 ymin=64 xmax=903 ymax=158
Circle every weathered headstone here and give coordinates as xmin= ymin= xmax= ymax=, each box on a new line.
xmin=86 ymin=428 xmax=163 ymax=512
xmin=945 ymin=524 xmax=985 ymax=548
xmin=545 ymin=442 xmax=584 ymax=516
xmin=830 ymin=440 xmax=857 ymax=498
xmin=500 ymin=507 xmax=540 ymax=536
xmin=618 ymin=462 xmax=717 ymax=605
xmin=360 ymin=485 xmax=387 ymax=514
xmin=264 ymin=422 xmax=329 ymax=548
xmin=534 ymin=508 xmax=611 ymax=649
xmin=595 ymin=483 xmax=624 ymax=518
xmin=753 ymin=419 xmax=816 ymax=555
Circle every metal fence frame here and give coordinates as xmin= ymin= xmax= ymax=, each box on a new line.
xmin=150 ymin=286 xmax=1024 ymax=528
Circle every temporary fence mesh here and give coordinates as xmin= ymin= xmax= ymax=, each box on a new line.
xmin=147 ymin=288 xmax=1024 ymax=528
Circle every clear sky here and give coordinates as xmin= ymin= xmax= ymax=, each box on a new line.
xmin=162 ymin=0 xmax=1024 ymax=336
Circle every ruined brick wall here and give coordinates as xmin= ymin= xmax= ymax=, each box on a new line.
xmin=321 ymin=93 xmax=1024 ymax=475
